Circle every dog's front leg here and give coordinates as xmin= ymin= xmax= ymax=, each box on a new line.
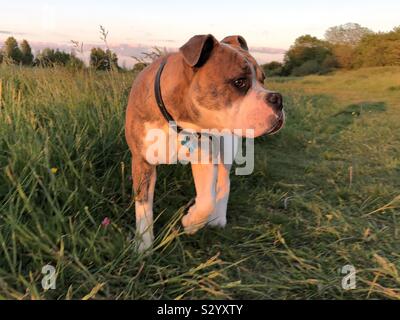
xmin=207 ymin=162 xmax=231 ymax=228
xmin=208 ymin=134 xmax=238 ymax=227
xmin=182 ymin=162 xmax=218 ymax=234
xmin=132 ymin=158 xmax=157 ymax=252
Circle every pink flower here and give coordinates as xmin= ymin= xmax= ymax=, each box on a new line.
xmin=102 ymin=217 xmax=111 ymax=227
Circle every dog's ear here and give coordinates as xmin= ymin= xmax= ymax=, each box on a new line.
xmin=221 ymin=35 xmax=249 ymax=51
xmin=179 ymin=34 xmax=217 ymax=67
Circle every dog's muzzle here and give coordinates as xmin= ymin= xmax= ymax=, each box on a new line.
xmin=266 ymin=111 xmax=285 ymax=135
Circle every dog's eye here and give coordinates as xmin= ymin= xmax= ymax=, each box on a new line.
xmin=233 ymin=78 xmax=248 ymax=89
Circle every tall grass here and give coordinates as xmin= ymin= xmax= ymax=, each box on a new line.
xmin=0 ymin=65 xmax=399 ymax=299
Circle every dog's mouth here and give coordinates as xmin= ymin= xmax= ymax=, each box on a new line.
xmin=265 ymin=112 xmax=285 ymax=135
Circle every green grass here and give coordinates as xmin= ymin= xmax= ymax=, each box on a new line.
xmin=0 ymin=65 xmax=399 ymax=299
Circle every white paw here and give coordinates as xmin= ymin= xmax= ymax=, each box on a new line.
xmin=207 ymin=213 xmax=227 ymax=228
xmin=182 ymin=204 xmax=210 ymax=235
xmin=182 ymin=214 xmax=207 ymax=235
xmin=207 ymin=199 xmax=228 ymax=228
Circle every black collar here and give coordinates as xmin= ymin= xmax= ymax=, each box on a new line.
xmin=154 ymin=58 xmax=183 ymax=133
xmin=154 ymin=58 xmax=210 ymax=142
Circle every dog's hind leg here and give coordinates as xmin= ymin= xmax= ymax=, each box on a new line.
xmin=132 ymin=157 xmax=157 ymax=253
xmin=182 ymin=162 xmax=218 ymax=235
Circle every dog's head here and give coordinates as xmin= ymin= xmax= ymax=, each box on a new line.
xmin=180 ymin=34 xmax=285 ymax=137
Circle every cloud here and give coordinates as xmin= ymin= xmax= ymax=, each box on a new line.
xmin=250 ymin=46 xmax=286 ymax=54
xmin=0 ymin=30 xmax=28 ymax=36
xmin=149 ymin=39 xmax=177 ymax=44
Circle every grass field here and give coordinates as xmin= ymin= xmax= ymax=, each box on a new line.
xmin=0 ymin=65 xmax=399 ymax=300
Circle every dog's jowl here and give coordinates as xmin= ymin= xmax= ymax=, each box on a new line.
xmin=125 ymin=34 xmax=285 ymax=252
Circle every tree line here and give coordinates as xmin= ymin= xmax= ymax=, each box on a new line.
xmin=262 ymin=23 xmax=400 ymax=77
xmin=3 ymin=23 xmax=399 ymax=76
xmin=0 ymin=37 xmax=121 ymax=71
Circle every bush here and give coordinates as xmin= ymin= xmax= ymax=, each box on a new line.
xmin=321 ymin=55 xmax=338 ymax=72
xmin=262 ymin=61 xmax=283 ymax=77
xmin=291 ymin=60 xmax=320 ymax=76
xmin=283 ymin=35 xmax=336 ymax=76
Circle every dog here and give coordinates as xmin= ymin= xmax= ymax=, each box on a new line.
xmin=125 ymin=34 xmax=285 ymax=252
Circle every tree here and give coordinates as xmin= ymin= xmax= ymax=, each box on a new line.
xmin=68 ymin=53 xmax=85 ymax=69
xmin=325 ymin=23 xmax=372 ymax=46
xmin=352 ymin=27 xmax=400 ymax=68
xmin=282 ymin=35 xmax=336 ymax=76
xmin=34 ymin=48 xmax=84 ymax=68
xmin=324 ymin=23 xmax=373 ymax=69
xmin=331 ymin=44 xmax=355 ymax=69
xmin=35 ymin=48 xmax=65 ymax=67
xmin=20 ymin=39 xmax=34 ymax=66
xmin=131 ymin=62 xmax=148 ymax=74
xmin=3 ymin=37 xmax=23 ymax=64
xmin=90 ymin=47 xmax=118 ymax=71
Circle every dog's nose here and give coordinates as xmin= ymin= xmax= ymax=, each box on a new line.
xmin=266 ymin=92 xmax=283 ymax=111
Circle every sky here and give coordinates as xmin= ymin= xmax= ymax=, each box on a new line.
xmin=1 ymin=0 xmax=399 ymax=65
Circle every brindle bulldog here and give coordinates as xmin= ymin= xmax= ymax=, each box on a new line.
xmin=125 ymin=34 xmax=285 ymax=252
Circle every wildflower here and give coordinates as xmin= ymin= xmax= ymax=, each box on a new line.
xmin=102 ymin=217 xmax=111 ymax=227
xmin=50 ymin=168 xmax=58 ymax=174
